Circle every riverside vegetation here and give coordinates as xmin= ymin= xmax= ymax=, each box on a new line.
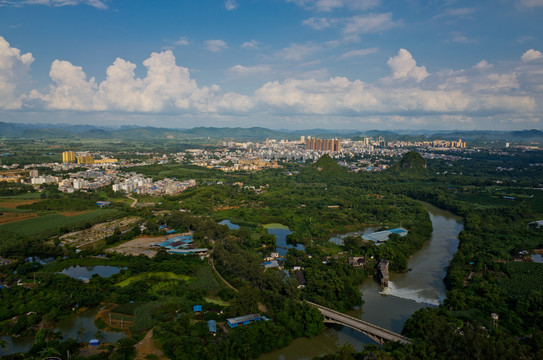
xmin=0 ymin=146 xmax=541 ymax=359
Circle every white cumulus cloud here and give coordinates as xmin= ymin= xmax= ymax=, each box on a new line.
xmin=387 ymin=49 xmax=429 ymax=82
xmin=0 ymin=36 xmax=34 ymax=110
xmin=29 ymin=50 xmax=256 ymax=114
xmin=521 ymin=49 xmax=543 ymax=62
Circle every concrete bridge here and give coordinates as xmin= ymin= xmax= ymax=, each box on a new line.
xmin=305 ymin=301 xmax=411 ymax=345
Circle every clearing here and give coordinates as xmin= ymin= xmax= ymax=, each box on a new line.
xmin=134 ymin=328 xmax=166 ymax=360
xmin=106 ymin=233 xmax=192 ymax=257
xmin=60 ymin=216 xmax=140 ymax=249
xmin=0 ymin=212 xmax=38 ymax=225
xmin=116 ymin=272 xmax=191 ymax=287
xmin=0 ymin=199 xmax=40 ymax=208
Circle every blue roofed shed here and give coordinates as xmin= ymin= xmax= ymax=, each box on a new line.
xmin=89 ymin=339 xmax=100 ymax=346
xmin=193 ymin=305 xmax=202 ymax=312
xmin=227 ymin=314 xmax=261 ymax=328
xmin=207 ymin=320 xmax=217 ymax=333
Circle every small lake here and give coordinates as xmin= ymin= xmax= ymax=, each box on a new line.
xmin=219 ymin=219 xmax=240 ymax=229
xmin=0 ymin=306 xmax=125 ymax=356
xmin=60 ymin=265 xmax=124 ymax=279
xmin=264 ymin=223 xmax=305 ymax=256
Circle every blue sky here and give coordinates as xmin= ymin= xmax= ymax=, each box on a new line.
xmin=0 ymin=0 xmax=542 ymax=130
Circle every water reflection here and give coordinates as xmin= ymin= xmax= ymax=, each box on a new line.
xmin=60 ymin=265 xmax=124 ymax=279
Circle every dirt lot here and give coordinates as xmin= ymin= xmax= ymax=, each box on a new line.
xmin=60 ymin=216 xmax=141 ymax=249
xmin=135 ymin=329 xmax=166 ymax=360
xmin=0 ymin=199 xmax=40 ymax=208
xmin=58 ymin=210 xmax=92 ymax=217
xmin=106 ymin=233 xmax=192 ymax=258
xmin=0 ymin=212 xmax=38 ymax=225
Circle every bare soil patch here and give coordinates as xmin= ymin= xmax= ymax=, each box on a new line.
xmin=0 ymin=199 xmax=40 ymax=208
xmin=59 ymin=210 xmax=92 ymax=217
xmin=60 ymin=216 xmax=140 ymax=249
xmin=135 ymin=328 xmax=166 ymax=360
xmin=0 ymin=212 xmax=38 ymax=225
xmin=106 ymin=233 xmax=192 ymax=258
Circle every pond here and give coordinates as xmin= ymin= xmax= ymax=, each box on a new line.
xmin=219 ymin=219 xmax=240 ymax=230
xmin=0 ymin=306 xmax=125 ymax=356
xmin=263 ymin=223 xmax=305 ymax=256
xmin=328 ymin=228 xmax=377 ymax=246
xmin=60 ymin=265 xmax=124 ymax=279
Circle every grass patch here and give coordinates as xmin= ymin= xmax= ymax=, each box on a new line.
xmin=0 ymin=209 xmax=118 ymax=236
xmin=0 ymin=192 xmax=41 ymax=199
xmin=188 ymin=266 xmax=220 ymax=294
xmin=95 ymin=317 xmax=107 ymax=330
xmin=263 ymin=223 xmax=289 ymax=229
xmin=0 ymin=207 xmax=34 ymax=213
xmin=116 ymin=272 xmax=191 ymax=287
xmin=204 ymin=296 xmax=230 ymax=306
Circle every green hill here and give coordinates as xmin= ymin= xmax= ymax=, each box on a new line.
xmin=391 ymin=151 xmax=428 ymax=175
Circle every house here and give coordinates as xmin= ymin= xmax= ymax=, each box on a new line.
xmin=349 ymin=256 xmax=366 ymax=268
xmin=226 ymin=314 xmax=261 ymax=328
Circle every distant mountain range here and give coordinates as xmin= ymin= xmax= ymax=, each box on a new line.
xmin=0 ymin=122 xmax=541 ymax=144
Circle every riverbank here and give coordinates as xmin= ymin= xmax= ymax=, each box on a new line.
xmin=258 ymin=203 xmax=463 ymax=360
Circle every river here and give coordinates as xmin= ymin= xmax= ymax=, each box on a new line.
xmin=259 ymin=202 xmax=463 ymax=360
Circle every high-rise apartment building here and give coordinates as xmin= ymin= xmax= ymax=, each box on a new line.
xmin=62 ymin=151 xmax=76 ymax=163
xmin=77 ymin=155 xmax=94 ymax=165
xmin=305 ymin=138 xmax=341 ymax=152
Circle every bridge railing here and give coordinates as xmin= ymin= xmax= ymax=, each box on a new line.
xmin=304 ymin=300 xmax=411 ymax=344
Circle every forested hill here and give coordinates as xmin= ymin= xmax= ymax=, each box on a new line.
xmin=0 ymin=122 xmax=541 ymax=143
xmin=390 ymin=151 xmax=429 ymax=175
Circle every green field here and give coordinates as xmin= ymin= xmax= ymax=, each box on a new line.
xmin=0 ymin=208 xmax=119 ymax=235
xmin=204 ymin=296 xmax=230 ymax=306
xmin=115 ymin=272 xmax=191 ymax=287
xmin=0 ymin=207 xmax=33 ymax=213
xmin=0 ymin=192 xmax=41 ymax=199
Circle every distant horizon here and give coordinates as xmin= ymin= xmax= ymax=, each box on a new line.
xmin=1 ymin=121 xmax=541 ymax=134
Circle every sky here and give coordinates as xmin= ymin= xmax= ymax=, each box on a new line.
xmin=0 ymin=0 xmax=542 ymax=131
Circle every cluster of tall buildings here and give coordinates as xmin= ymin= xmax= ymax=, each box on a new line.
xmin=304 ymin=137 xmax=341 ymax=152
xmin=62 ymin=151 xmax=117 ymax=165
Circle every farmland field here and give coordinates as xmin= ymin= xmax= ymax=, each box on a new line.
xmin=0 ymin=212 xmax=38 ymax=225
xmin=0 ymin=192 xmax=41 ymax=200
xmin=116 ymin=272 xmax=191 ymax=287
xmin=0 ymin=199 xmax=40 ymax=208
xmin=0 ymin=208 xmax=119 ymax=235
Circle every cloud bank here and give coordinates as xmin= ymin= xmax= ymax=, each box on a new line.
xmin=1 ymin=37 xmax=542 ymax=128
